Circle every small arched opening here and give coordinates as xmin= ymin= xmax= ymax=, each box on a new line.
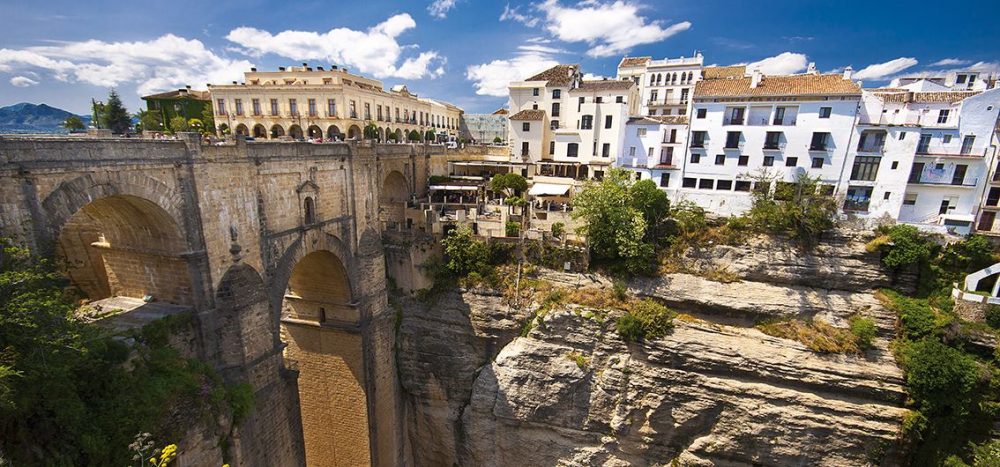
xmin=252 ymin=124 xmax=266 ymax=138
xmin=235 ymin=124 xmax=249 ymax=136
xmin=270 ymin=124 xmax=285 ymax=139
xmin=347 ymin=124 xmax=362 ymax=140
xmin=288 ymin=124 xmax=304 ymax=140
xmin=307 ymin=125 xmax=323 ymax=139
xmin=303 ymin=196 xmax=316 ymax=225
xmin=326 ymin=125 xmax=342 ymax=141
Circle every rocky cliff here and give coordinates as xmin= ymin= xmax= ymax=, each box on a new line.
xmin=397 ymin=233 xmax=909 ymax=466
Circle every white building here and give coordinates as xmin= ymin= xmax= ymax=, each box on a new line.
xmin=463 ymin=108 xmax=509 ymax=144
xmin=842 ymin=81 xmax=1000 ymax=234
xmin=675 ymin=66 xmax=862 ymax=215
xmin=889 ymin=70 xmax=997 ymax=92
xmin=617 ymin=54 xmax=703 ymax=118
xmin=619 ymin=116 xmax=687 ymax=190
xmin=508 ymin=65 xmax=640 ymax=186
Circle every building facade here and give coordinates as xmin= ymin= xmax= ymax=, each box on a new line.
xmin=142 ymin=87 xmax=210 ymax=133
xmin=208 ymin=64 xmax=463 ymax=142
xmin=617 ymin=54 xmax=703 ymax=118
xmin=464 ymin=108 xmax=509 ymax=143
xmin=620 ymin=116 xmax=687 ymax=190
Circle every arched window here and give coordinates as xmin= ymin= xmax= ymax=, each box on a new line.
xmin=688 ymin=71 xmax=694 ymax=82
xmin=649 ymin=74 xmax=656 ymax=85
xmin=303 ymin=197 xmax=315 ymax=225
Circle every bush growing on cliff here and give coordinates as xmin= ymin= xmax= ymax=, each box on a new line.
xmin=442 ymin=225 xmax=491 ymax=277
xmin=616 ymin=299 xmax=675 ymax=342
xmin=899 ymin=339 xmax=980 ymax=417
xmin=849 ymin=315 xmax=878 ymax=349
xmin=743 ymin=172 xmax=839 ymax=243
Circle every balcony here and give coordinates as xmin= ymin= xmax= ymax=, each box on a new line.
xmin=772 ymin=118 xmax=797 ymax=126
xmin=724 ymin=142 xmax=744 ymax=151
xmin=915 ymin=145 xmax=980 ymax=158
xmin=843 ymin=199 xmax=871 ymax=213
xmin=763 ymin=141 xmax=786 ymax=151
xmin=690 ymin=140 xmax=706 ymax=149
xmin=723 ymin=117 xmax=745 ymax=126
xmin=908 ymin=176 xmax=978 ymax=187
xmin=350 ymin=111 xmax=358 ymax=119
xmin=857 ymin=142 xmax=885 ymax=153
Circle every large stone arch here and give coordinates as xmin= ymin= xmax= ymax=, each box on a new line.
xmin=379 ymin=170 xmax=410 ymax=229
xmin=270 ymin=230 xmax=371 ymax=467
xmin=214 ymin=263 xmax=272 ymax=369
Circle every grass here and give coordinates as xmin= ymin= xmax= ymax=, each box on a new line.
xmin=756 ymin=318 xmax=860 ymax=354
xmin=566 ymin=352 xmax=590 ymax=370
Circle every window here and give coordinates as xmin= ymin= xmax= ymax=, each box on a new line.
xmin=844 ymin=186 xmax=873 ymax=212
xmin=812 ymin=157 xmax=824 ymax=168
xmin=763 ymin=155 xmax=774 ymax=166
xmin=349 ymin=100 xmax=356 ymax=118
xmin=581 ymin=115 xmax=593 ymax=130
xmin=550 ymin=141 xmax=555 ymax=154
xmin=734 ymin=180 xmax=752 ymax=192
xmin=303 ymin=197 xmax=315 ymax=225
xmin=682 ymin=177 xmax=697 ymax=188
xmin=550 ymin=120 xmax=560 ymax=130
xmin=308 ymin=99 xmax=317 ymax=117
xmin=660 ymin=147 xmax=674 ymax=165
xmin=551 ymin=103 xmax=560 ymax=117
xmin=522 ymin=122 xmax=530 ymax=132
xmin=605 ymin=115 xmax=613 ymax=129
xmin=667 ymin=129 xmax=677 ymax=143
xmin=270 ymin=99 xmax=279 ymax=116
xmin=629 ymin=146 xmax=636 ymax=156
xmin=699 ymin=179 xmax=714 ymax=189
xmin=567 ymin=143 xmax=579 ymax=157
xmin=716 ymin=180 xmax=733 ymax=190
xmin=898 ymin=132 xmax=905 ymax=140
xmin=231 ymin=99 xmax=242 ymax=116
xmin=773 ymin=107 xmax=786 ymax=125
xmin=818 ymin=107 xmax=832 ymax=118
xmin=289 ymin=99 xmax=298 ymax=116
xmin=616 ymin=96 xmax=624 ymax=103
xmin=691 ymin=131 xmax=706 ymax=147
xmin=957 ymin=74 xmax=967 ymax=84
xmin=903 ymin=193 xmax=917 ymax=206
xmin=521 ymin=142 xmax=530 ymax=156
xmin=725 ymin=107 xmax=745 ymax=125
xmin=937 ymin=109 xmax=950 ymax=124
xmin=696 ymin=108 xmax=707 ymax=119
xmin=602 ymin=144 xmax=610 ymax=157
xmin=364 ymin=103 xmax=371 ymax=120
xmin=725 ymin=131 xmax=741 ymax=149
xmin=532 ymin=88 xmax=539 ymax=96
xmin=943 ymin=134 xmax=952 ymax=144
xmin=595 ymin=97 xmax=603 ymax=103
xmin=715 ymin=154 xmax=725 ymax=165
xmin=636 ymin=127 xmax=647 ymax=136
xmin=648 ymin=147 xmax=654 ymax=158
xmin=785 ymin=157 xmax=798 ymax=167
xmin=850 ymin=156 xmax=881 ymax=181
xmin=660 ymin=174 xmax=670 ymax=187
xmin=961 ymin=135 xmax=976 ymax=155
xmin=987 ymin=187 xmax=1000 ymax=206
xmin=891 ymin=161 xmax=898 ymax=170
xmin=952 ymin=164 xmax=968 ymax=185
xmin=690 ymin=153 xmax=701 ymax=164
xmin=578 ymin=97 xmax=584 ymax=112
xmin=764 ymin=131 xmax=781 ymax=149
xmin=810 ymin=132 xmax=830 ymax=150
xmin=909 ymin=162 xmax=925 ymax=183
xmin=917 ymin=133 xmax=932 ymax=153
xmin=883 ymin=191 xmax=891 ymax=200
xmin=216 ymin=98 xmax=226 ymax=115
xmin=738 ymin=155 xmax=749 ymax=166
xmin=552 ymin=89 xmax=561 ymax=99
xmin=252 ymin=99 xmax=261 ymax=115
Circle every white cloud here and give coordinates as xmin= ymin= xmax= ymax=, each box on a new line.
xmin=531 ymin=0 xmax=691 ymax=57
xmin=853 ymin=57 xmax=918 ymax=80
xmin=0 ymin=34 xmax=252 ymax=96
xmin=517 ymin=44 xmax=569 ymax=54
xmin=225 ymin=14 xmax=444 ymax=80
xmin=930 ymin=58 xmax=970 ymax=67
xmin=500 ymin=4 xmax=540 ymax=27
xmin=967 ymin=61 xmax=1000 ymax=73
xmin=428 ymin=0 xmax=459 ymax=18
xmin=466 ymin=52 xmax=559 ymax=97
xmin=744 ymin=52 xmax=809 ymax=75
xmin=9 ymin=76 xmax=39 ymax=87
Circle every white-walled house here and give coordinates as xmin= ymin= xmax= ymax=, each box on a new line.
xmin=841 ymin=82 xmax=1000 ymax=234
xmin=617 ymin=54 xmax=703 ymax=118
xmin=675 ymin=67 xmax=862 ymax=216
xmin=619 ymin=116 xmax=687 ymax=190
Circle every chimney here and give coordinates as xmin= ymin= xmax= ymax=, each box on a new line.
xmin=232 ymin=81 xmax=238 ymax=85
xmin=843 ymin=66 xmax=853 ymax=80
xmin=904 ymin=91 xmax=915 ymax=103
xmin=186 ymin=85 xmax=191 ymax=90
xmin=332 ymin=65 xmax=338 ymax=70
xmin=750 ymin=68 xmax=762 ymax=88
xmin=278 ymin=66 xmax=285 ymax=71
xmin=317 ymin=66 xmax=324 ymax=71
xmin=807 ymin=62 xmax=817 ymax=74
xmin=250 ymin=67 xmax=257 ymax=72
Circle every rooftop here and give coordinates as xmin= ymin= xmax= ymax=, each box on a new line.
xmin=695 ymin=73 xmax=861 ymax=98
xmin=510 ymin=109 xmax=546 ymax=121
xmin=619 ymin=56 xmax=652 ymax=68
xmin=526 ymin=65 xmax=579 ymax=86
xmin=701 ymin=65 xmax=746 ymax=80
xmin=142 ymin=88 xmax=210 ymax=101
xmin=576 ymin=79 xmax=635 ymax=92
xmin=627 ymin=115 xmax=689 ymax=125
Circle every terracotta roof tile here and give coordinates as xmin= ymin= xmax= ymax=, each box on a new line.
xmin=492 ymin=108 xmax=509 ymax=115
xmin=702 ymin=65 xmax=746 ymax=80
xmin=510 ymin=109 xmax=546 ymax=121
xmin=576 ymin=80 xmax=635 ymax=91
xmin=619 ymin=56 xmax=652 ymax=68
xmin=870 ymin=90 xmax=981 ymax=104
xmin=695 ymin=73 xmax=861 ymax=98
xmin=526 ymin=65 xmax=579 ymax=86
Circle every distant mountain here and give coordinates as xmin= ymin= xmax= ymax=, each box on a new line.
xmin=0 ymin=103 xmax=91 ymax=134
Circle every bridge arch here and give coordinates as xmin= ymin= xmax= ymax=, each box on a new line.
xmin=272 ymin=232 xmax=371 ymax=467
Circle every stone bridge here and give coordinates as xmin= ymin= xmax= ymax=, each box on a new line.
xmin=0 ymin=135 xmax=448 ymax=466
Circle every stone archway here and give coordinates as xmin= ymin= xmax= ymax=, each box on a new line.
xmin=235 ymin=124 xmax=249 ymax=136
xmin=55 ymin=194 xmax=194 ymax=306
xmin=379 ymin=170 xmax=409 ymax=229
xmin=215 ymin=264 xmax=272 ymax=368
xmin=288 ymin=125 xmax=304 ymax=140
xmin=253 ymin=124 xmax=266 ymax=138
xmin=307 ymin=125 xmax=323 ymax=139
xmin=279 ymin=247 xmax=371 ymax=467
xmin=271 ymin=124 xmax=285 ymax=139
xmin=327 ymin=125 xmax=342 ymax=141
xmin=347 ymin=125 xmax=362 ymax=140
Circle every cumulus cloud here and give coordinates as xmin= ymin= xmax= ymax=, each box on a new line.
xmin=930 ymin=58 xmax=970 ymax=67
xmin=853 ymin=57 xmax=918 ymax=80
xmin=9 ymin=76 xmax=39 ymax=87
xmin=744 ymin=52 xmax=809 ymax=75
xmin=500 ymin=4 xmax=540 ymax=27
xmin=967 ymin=61 xmax=1000 ymax=73
xmin=428 ymin=0 xmax=459 ymax=18
xmin=531 ymin=0 xmax=691 ymax=57
xmin=0 ymin=34 xmax=252 ymax=95
xmin=225 ymin=14 xmax=445 ymax=80
xmin=466 ymin=52 xmax=559 ymax=97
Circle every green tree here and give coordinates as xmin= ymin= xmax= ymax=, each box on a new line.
xmin=187 ymin=118 xmax=204 ymax=133
xmin=363 ymin=122 xmax=379 ymax=140
xmin=100 ymin=89 xmax=132 ymax=134
xmin=168 ymin=116 xmax=190 ymax=133
xmin=199 ymin=106 xmax=216 ymax=135
xmin=493 ymin=136 xmax=502 ymax=144
xmin=442 ymin=225 xmax=490 ymax=277
xmin=490 ymin=173 xmax=528 ymax=198
xmin=745 ymin=171 xmax=838 ymax=243
xmin=137 ymin=110 xmax=163 ymax=133
xmin=628 ymin=179 xmax=670 ymax=243
xmin=901 ymin=339 xmax=979 ymax=416
xmin=407 ymin=129 xmax=421 ymax=142
xmin=425 ymin=129 xmax=436 ymax=142
xmin=881 ymin=225 xmax=936 ymax=270
xmin=61 ymin=115 xmax=86 ymax=132
xmin=572 ymin=168 xmax=654 ymax=274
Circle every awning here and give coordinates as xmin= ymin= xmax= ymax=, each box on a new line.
xmin=528 ymin=183 xmax=571 ymax=196
xmin=940 ymin=213 xmax=975 ymax=223
xmin=429 ymin=185 xmax=480 ymax=191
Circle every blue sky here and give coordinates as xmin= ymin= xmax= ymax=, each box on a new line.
xmin=2 ymin=0 xmax=998 ymax=115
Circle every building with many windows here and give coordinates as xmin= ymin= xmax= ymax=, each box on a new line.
xmin=207 ymin=64 xmax=463 ymax=142
xmin=463 ymin=108 xmax=509 ymax=144
xmin=841 ymin=82 xmax=1000 ymax=234
xmin=508 ymin=65 xmax=639 ymax=188
xmin=673 ymin=66 xmax=862 ymax=215
xmin=616 ymin=54 xmax=703 ymax=118
xmin=620 ymin=115 xmax=688 ymax=189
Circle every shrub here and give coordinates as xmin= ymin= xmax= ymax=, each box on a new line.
xmin=986 ymin=305 xmax=1000 ymax=330
xmin=505 ymin=221 xmax=520 ymax=238
xmin=880 ymin=225 xmax=936 ymax=269
xmin=756 ymin=319 xmax=859 ymax=353
xmin=442 ymin=225 xmax=490 ymax=277
xmin=849 ymin=315 xmax=878 ymax=349
xmin=566 ymin=352 xmax=589 ymax=370
xmin=616 ymin=299 xmax=675 ymax=342
xmin=551 ymin=222 xmax=565 ymax=239
xmin=878 ymin=289 xmax=940 ymax=341
xmin=900 ymin=339 xmax=979 ymax=416
xmin=612 ymin=280 xmax=627 ymax=301
xmin=744 ymin=172 xmax=838 ymax=243
xmin=572 ymin=168 xmax=657 ymax=275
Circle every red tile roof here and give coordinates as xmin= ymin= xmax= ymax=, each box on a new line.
xmin=576 ymin=80 xmax=635 ymax=91
xmin=526 ymin=65 xmax=579 ymax=86
xmin=510 ymin=109 xmax=546 ymax=121
xmin=701 ymin=66 xmax=746 ymax=80
xmin=619 ymin=56 xmax=652 ymax=68
xmin=695 ymin=73 xmax=861 ymax=98
xmin=870 ymin=90 xmax=981 ymax=104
